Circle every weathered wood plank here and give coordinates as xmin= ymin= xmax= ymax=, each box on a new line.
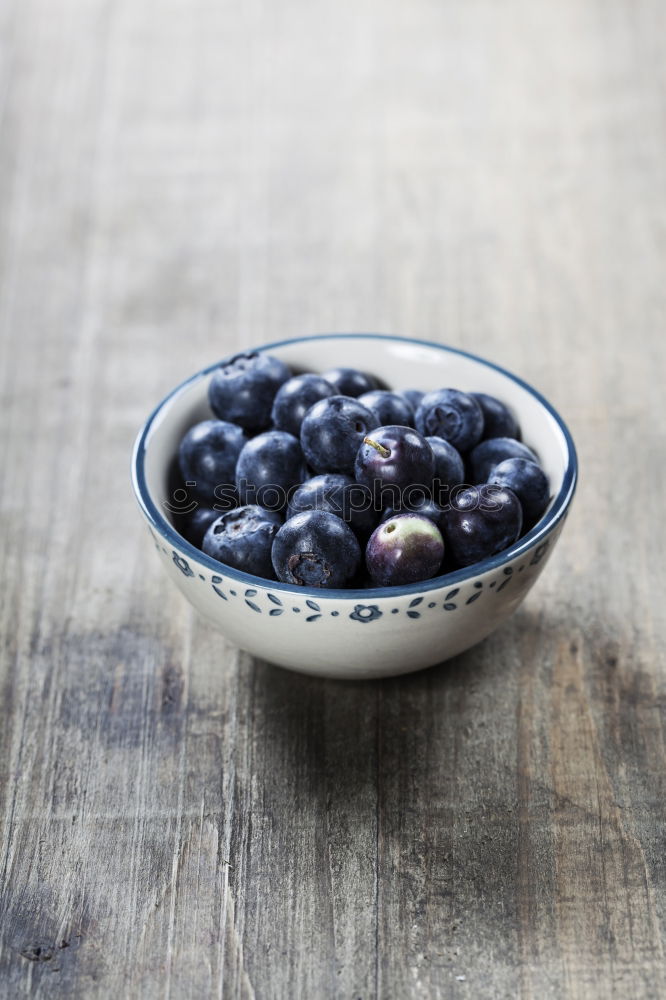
xmin=1 ymin=0 xmax=665 ymax=997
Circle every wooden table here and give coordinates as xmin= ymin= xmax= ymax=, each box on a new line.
xmin=1 ymin=1 xmax=664 ymax=997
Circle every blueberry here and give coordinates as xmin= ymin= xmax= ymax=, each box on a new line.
xmin=178 ymin=419 xmax=247 ymax=502
xmin=271 ymin=373 xmax=335 ymax=436
xmin=208 ymin=351 xmax=291 ymax=430
xmin=427 ymin=436 xmax=466 ymax=503
xmin=271 ymin=510 xmax=361 ymax=587
xmin=202 ymin=505 xmax=283 ymax=579
xmin=468 ymin=436 xmax=539 ymax=483
xmin=366 ymin=514 xmax=444 ymax=586
xmin=321 ymin=367 xmax=378 ymax=397
xmin=358 ymin=390 xmax=415 ymax=427
xmin=415 ymin=388 xmax=484 ymax=452
xmin=472 ymin=392 xmax=520 ymax=440
xmin=354 ymin=425 xmax=435 ymax=508
xmin=381 ymin=496 xmax=447 ymax=535
xmin=489 ymin=457 xmax=550 ymax=528
xmin=235 ymin=430 xmax=306 ymax=511
xmin=398 ymin=389 xmax=424 ymax=411
xmin=287 ymin=473 xmax=377 ymax=539
xmin=443 ymin=484 xmax=522 ymax=567
xmin=300 ymin=395 xmax=378 ymax=474
xmin=181 ymin=506 xmax=223 ymax=547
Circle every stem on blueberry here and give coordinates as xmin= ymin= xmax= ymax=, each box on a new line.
xmin=364 ymin=436 xmax=391 ymax=458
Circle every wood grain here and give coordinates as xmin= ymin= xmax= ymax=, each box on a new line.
xmin=1 ymin=0 xmax=665 ymax=996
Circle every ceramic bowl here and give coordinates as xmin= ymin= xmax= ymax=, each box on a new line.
xmin=131 ymin=334 xmax=577 ymax=679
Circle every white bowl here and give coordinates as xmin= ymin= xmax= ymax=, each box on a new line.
xmin=131 ymin=334 xmax=577 ymax=679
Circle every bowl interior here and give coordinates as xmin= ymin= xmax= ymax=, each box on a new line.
xmin=137 ymin=335 xmax=575 ymax=589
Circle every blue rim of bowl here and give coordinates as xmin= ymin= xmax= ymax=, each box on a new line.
xmin=131 ymin=333 xmax=578 ymax=599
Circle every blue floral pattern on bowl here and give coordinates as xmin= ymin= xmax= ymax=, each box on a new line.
xmin=349 ymin=604 xmax=383 ymax=623
xmin=157 ymin=527 xmax=552 ymax=623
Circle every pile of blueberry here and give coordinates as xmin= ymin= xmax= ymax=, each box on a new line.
xmin=172 ymin=352 xmax=550 ymax=588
